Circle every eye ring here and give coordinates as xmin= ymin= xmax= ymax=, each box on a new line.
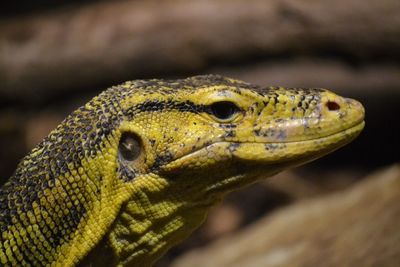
xmin=210 ymin=101 xmax=240 ymax=121
xmin=118 ymin=132 xmax=142 ymax=161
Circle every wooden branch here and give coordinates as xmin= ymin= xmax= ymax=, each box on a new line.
xmin=0 ymin=0 xmax=399 ymax=100
xmin=214 ymin=60 xmax=400 ymax=96
xmin=171 ymin=165 xmax=400 ymax=267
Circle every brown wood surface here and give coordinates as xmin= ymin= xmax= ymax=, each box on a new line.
xmin=1 ymin=0 xmax=399 ymax=100
xmin=172 ymin=165 xmax=400 ymax=267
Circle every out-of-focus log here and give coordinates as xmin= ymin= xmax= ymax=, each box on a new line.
xmin=1 ymin=0 xmax=399 ymax=101
xmin=214 ymin=60 xmax=400 ymax=96
xmin=171 ymin=165 xmax=400 ymax=267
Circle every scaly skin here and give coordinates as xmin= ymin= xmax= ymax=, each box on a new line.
xmin=0 ymin=75 xmax=364 ymax=266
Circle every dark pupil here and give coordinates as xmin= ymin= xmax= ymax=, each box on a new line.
xmin=211 ymin=101 xmax=238 ymax=120
xmin=119 ymin=133 xmax=141 ymax=161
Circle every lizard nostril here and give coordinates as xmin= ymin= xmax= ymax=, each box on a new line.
xmin=326 ymin=101 xmax=340 ymax=111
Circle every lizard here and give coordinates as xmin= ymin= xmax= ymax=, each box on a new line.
xmin=0 ymin=75 xmax=365 ymax=266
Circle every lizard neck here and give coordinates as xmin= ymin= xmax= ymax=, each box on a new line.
xmin=80 ymin=179 xmax=216 ymax=267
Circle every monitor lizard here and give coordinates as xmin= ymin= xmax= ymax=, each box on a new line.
xmin=0 ymin=75 xmax=365 ymax=266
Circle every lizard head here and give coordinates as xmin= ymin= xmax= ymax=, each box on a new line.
xmin=102 ymin=74 xmax=364 ymax=265
xmin=0 ymin=74 xmax=364 ymax=267
xmin=116 ymin=75 xmax=364 ymax=197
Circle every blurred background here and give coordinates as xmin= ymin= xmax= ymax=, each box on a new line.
xmin=0 ymin=0 xmax=399 ymax=266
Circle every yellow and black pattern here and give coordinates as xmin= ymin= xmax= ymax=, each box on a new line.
xmin=0 ymin=75 xmax=365 ymax=266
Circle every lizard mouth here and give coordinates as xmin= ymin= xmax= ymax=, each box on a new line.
xmin=229 ymin=120 xmax=365 ymax=163
xmin=160 ymin=120 xmax=365 ymax=174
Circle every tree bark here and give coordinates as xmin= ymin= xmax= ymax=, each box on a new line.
xmin=171 ymin=165 xmax=400 ymax=267
xmin=1 ymin=0 xmax=399 ymax=100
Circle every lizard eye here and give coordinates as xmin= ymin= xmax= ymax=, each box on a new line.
xmin=119 ymin=132 xmax=141 ymax=161
xmin=210 ymin=101 xmax=240 ymax=121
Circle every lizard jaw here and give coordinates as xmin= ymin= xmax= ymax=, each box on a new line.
xmin=159 ymin=120 xmax=364 ymax=176
xmin=230 ymin=120 xmax=365 ymax=165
